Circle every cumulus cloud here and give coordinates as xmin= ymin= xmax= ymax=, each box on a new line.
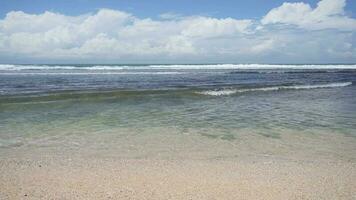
xmin=0 ymin=0 xmax=355 ymax=63
xmin=261 ymin=0 xmax=356 ymax=30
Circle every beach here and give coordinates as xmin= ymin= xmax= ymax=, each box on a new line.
xmin=1 ymin=153 xmax=355 ymax=199
xmin=1 ymin=158 xmax=355 ymax=200
xmin=1 ymin=126 xmax=356 ymax=199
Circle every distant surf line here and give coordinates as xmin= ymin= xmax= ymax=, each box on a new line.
xmin=1 ymin=64 xmax=356 ymax=71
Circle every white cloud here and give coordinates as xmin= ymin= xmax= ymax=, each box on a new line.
xmin=262 ymin=0 xmax=356 ymax=30
xmin=180 ymin=17 xmax=252 ymax=38
xmin=0 ymin=0 xmax=355 ymax=63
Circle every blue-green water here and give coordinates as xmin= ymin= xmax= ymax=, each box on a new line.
xmin=0 ymin=64 xmax=356 ymax=159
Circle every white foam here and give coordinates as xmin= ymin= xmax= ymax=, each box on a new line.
xmin=142 ymin=64 xmax=356 ymax=70
xmin=283 ymin=82 xmax=352 ymax=89
xmin=84 ymin=66 xmax=124 ymax=70
xmin=1 ymin=64 xmax=356 ymax=71
xmin=0 ymin=65 xmax=78 ymax=71
xmin=0 ymin=65 xmax=127 ymax=71
xmin=197 ymin=82 xmax=353 ymax=96
xmin=197 ymin=89 xmax=238 ymax=96
xmin=0 ymin=72 xmax=184 ymax=75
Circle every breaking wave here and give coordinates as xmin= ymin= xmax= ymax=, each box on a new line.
xmin=1 ymin=64 xmax=356 ymax=71
xmin=0 ymin=72 xmax=185 ymax=75
xmin=197 ymin=82 xmax=353 ymax=96
xmin=0 ymin=65 xmax=125 ymax=71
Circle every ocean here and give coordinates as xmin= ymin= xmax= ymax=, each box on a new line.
xmin=0 ymin=64 xmax=356 ymax=159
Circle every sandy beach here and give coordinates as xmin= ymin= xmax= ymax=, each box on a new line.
xmin=1 ymin=156 xmax=355 ymax=200
xmin=1 ymin=128 xmax=355 ymax=200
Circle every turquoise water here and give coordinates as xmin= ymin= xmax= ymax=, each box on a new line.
xmin=0 ymin=64 xmax=356 ymax=159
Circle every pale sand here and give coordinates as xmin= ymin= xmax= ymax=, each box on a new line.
xmin=0 ymin=155 xmax=355 ymax=200
xmin=1 ymin=129 xmax=355 ymax=199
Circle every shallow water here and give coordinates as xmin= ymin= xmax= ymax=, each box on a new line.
xmin=0 ymin=64 xmax=356 ymax=160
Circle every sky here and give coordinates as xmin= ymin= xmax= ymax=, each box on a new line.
xmin=0 ymin=0 xmax=355 ymax=64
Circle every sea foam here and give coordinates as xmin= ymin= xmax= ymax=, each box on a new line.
xmin=197 ymin=82 xmax=353 ymax=96
xmin=1 ymin=64 xmax=356 ymax=71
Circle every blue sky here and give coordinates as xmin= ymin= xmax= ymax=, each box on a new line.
xmin=0 ymin=0 xmax=355 ymax=63
xmin=1 ymin=0 xmax=355 ymax=19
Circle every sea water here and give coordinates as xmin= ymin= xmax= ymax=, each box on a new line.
xmin=0 ymin=64 xmax=355 ymax=160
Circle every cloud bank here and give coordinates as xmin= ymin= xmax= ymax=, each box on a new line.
xmin=0 ymin=0 xmax=355 ymax=63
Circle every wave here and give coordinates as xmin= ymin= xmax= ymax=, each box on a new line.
xmin=1 ymin=64 xmax=356 ymax=71
xmin=197 ymin=82 xmax=353 ymax=96
xmin=1 ymin=82 xmax=352 ymax=104
xmin=0 ymin=72 xmax=185 ymax=75
xmin=229 ymin=69 xmax=356 ymax=74
xmin=0 ymin=65 xmax=125 ymax=71
xmin=0 ymin=65 xmax=78 ymax=71
xmin=137 ymin=64 xmax=356 ymax=70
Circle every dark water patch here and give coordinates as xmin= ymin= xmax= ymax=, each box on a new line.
xmin=200 ymin=133 xmax=220 ymax=139
xmin=200 ymin=132 xmax=236 ymax=141
xmin=220 ymin=134 xmax=236 ymax=141
xmin=258 ymin=132 xmax=281 ymax=139
xmin=0 ymin=89 xmax=187 ymax=104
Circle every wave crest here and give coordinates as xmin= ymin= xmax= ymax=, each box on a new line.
xmin=1 ymin=64 xmax=356 ymax=71
xmin=197 ymin=82 xmax=353 ymax=96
